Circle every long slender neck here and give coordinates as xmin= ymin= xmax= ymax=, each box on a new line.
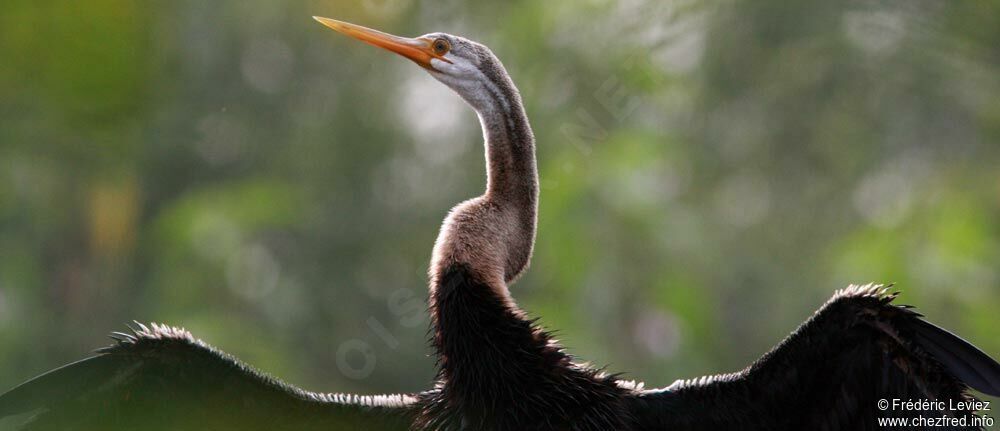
xmin=421 ymin=59 xmax=629 ymax=431
xmin=479 ymin=83 xmax=537 ymax=207
xmin=429 ymin=63 xmax=538 ymax=289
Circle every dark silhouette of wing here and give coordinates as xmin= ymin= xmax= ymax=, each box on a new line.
xmin=0 ymin=323 xmax=417 ymax=431
xmin=628 ymin=284 xmax=1000 ymax=430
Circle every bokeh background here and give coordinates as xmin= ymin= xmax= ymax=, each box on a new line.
xmin=1 ymin=0 xmax=998 ymax=407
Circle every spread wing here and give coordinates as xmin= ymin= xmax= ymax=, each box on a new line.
xmin=629 ymin=284 xmax=1000 ymax=430
xmin=0 ymin=323 xmax=417 ymax=431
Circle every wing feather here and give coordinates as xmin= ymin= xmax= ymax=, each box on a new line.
xmin=0 ymin=323 xmax=417 ymax=431
xmin=630 ymin=285 xmax=1000 ymax=430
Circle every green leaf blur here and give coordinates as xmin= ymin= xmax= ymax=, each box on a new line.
xmin=0 ymin=0 xmax=996 ymax=406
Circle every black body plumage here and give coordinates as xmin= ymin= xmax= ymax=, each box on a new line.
xmin=417 ymin=265 xmax=631 ymax=430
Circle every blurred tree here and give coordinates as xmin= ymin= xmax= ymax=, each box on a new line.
xmin=0 ymin=0 xmax=996 ymax=406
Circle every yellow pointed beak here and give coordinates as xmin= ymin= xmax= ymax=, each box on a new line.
xmin=313 ymin=16 xmax=445 ymax=70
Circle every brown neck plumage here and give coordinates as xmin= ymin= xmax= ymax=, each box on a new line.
xmin=480 ymin=80 xmax=538 ymax=283
xmin=429 ymin=59 xmax=537 ymax=292
xmin=481 ymin=87 xmax=537 ymax=209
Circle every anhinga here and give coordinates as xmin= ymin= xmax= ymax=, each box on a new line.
xmin=1 ymin=17 xmax=999 ymax=431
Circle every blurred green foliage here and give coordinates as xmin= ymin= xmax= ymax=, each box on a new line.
xmin=1 ymin=0 xmax=997 ymax=405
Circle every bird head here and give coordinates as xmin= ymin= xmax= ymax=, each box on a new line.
xmin=314 ymin=17 xmax=511 ymax=111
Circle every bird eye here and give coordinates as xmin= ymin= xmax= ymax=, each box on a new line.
xmin=432 ymin=38 xmax=450 ymax=55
